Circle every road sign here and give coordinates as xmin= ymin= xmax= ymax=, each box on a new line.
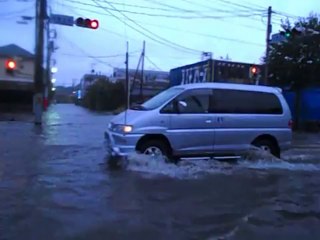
xmin=50 ymin=14 xmax=74 ymax=26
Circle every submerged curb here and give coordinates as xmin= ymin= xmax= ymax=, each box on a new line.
xmin=291 ymin=144 xmax=320 ymax=149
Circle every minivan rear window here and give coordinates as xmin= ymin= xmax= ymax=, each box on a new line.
xmin=212 ymin=89 xmax=283 ymax=114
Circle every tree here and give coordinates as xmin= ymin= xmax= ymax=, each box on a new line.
xmin=267 ymin=13 xmax=320 ymax=129
xmin=83 ymin=78 xmax=126 ymax=111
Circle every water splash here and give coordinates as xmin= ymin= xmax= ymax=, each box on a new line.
xmin=123 ymin=148 xmax=320 ymax=179
xmin=242 ymin=147 xmax=320 ymax=172
xmin=126 ymin=153 xmax=233 ymax=179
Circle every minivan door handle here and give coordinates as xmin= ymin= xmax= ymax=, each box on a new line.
xmin=205 ymin=119 xmax=212 ymax=124
xmin=217 ymin=117 xmax=224 ymax=123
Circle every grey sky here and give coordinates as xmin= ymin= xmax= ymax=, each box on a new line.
xmin=1 ymin=0 xmax=319 ymax=86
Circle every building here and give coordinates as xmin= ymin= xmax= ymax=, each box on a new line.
xmin=0 ymin=44 xmax=53 ymax=111
xmin=271 ymin=33 xmax=287 ymax=44
xmin=0 ymin=44 xmax=35 ymax=86
xmin=170 ymin=59 xmax=265 ymax=87
xmin=0 ymin=44 xmax=36 ymax=110
xmin=111 ymin=68 xmax=170 ymax=101
xmin=111 ymin=68 xmax=169 ymax=83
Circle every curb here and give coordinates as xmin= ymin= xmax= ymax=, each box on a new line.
xmin=291 ymin=144 xmax=320 ymax=149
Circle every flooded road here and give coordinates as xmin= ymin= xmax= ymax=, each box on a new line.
xmin=1 ymin=104 xmax=320 ymax=240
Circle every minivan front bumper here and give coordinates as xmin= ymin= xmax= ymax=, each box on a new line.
xmin=104 ymin=130 xmax=142 ymax=157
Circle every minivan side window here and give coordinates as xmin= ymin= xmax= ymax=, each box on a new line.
xmin=212 ymin=89 xmax=283 ymax=114
xmin=161 ymin=89 xmax=212 ymax=114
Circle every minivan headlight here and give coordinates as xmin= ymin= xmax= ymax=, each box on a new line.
xmin=113 ymin=124 xmax=133 ymax=133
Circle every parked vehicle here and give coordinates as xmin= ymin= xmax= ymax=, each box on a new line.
xmin=105 ymin=82 xmax=292 ymax=161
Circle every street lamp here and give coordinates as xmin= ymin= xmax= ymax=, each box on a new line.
xmin=51 ymin=78 xmax=56 ymax=83
xmin=51 ymin=66 xmax=58 ymax=73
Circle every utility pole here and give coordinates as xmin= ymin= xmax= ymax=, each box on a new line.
xmin=34 ymin=0 xmax=47 ymax=125
xmin=130 ymin=54 xmax=142 ymax=96
xmin=264 ymin=6 xmax=272 ymax=85
xmin=140 ymin=41 xmax=145 ymax=102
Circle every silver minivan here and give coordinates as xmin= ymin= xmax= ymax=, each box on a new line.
xmin=105 ymin=82 xmax=292 ymax=161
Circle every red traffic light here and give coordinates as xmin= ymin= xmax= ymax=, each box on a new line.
xmin=6 ymin=59 xmax=16 ymax=70
xmin=75 ymin=17 xmax=99 ymax=29
xmin=251 ymin=67 xmax=257 ymax=74
xmin=90 ymin=19 xmax=99 ymax=29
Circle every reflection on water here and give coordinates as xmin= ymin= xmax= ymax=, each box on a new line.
xmin=1 ymin=104 xmax=320 ymax=240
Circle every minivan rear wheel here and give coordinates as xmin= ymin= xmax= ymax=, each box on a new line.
xmin=252 ymin=139 xmax=280 ymax=158
xmin=138 ymin=140 xmax=172 ymax=163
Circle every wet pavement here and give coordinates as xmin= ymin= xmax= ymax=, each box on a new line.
xmin=1 ymin=104 xmax=320 ymax=240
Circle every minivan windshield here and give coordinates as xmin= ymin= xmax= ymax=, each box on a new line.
xmin=141 ymin=87 xmax=185 ymax=110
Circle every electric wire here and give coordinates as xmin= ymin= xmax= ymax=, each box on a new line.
xmin=145 ymin=55 xmax=163 ymax=71
xmin=92 ymin=0 xmax=203 ymax=55
xmin=67 ymin=0 xmax=265 ymax=19
xmin=55 ymin=1 xmax=265 ymax=47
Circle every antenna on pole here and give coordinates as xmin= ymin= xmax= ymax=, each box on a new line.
xmin=140 ymin=41 xmax=145 ymax=102
xmin=125 ymin=41 xmax=129 ymax=125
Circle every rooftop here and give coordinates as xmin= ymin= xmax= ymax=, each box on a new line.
xmin=0 ymin=44 xmax=34 ymax=59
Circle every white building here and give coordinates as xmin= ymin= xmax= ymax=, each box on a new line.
xmin=111 ymin=68 xmax=169 ymax=84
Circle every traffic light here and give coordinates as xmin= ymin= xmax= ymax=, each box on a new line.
xmin=75 ymin=17 xmax=99 ymax=29
xmin=249 ymin=65 xmax=259 ymax=79
xmin=280 ymin=27 xmax=302 ymax=39
xmin=5 ymin=59 xmax=16 ymax=75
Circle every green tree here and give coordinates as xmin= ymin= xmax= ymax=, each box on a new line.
xmin=83 ymin=78 xmax=125 ymax=111
xmin=267 ymin=13 xmax=320 ymax=129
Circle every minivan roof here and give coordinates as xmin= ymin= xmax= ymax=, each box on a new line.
xmin=174 ymin=82 xmax=282 ymax=94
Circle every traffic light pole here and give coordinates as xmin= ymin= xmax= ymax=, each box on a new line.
xmin=264 ymin=6 xmax=272 ymax=85
xmin=45 ymin=17 xmax=51 ymax=111
xmin=33 ymin=0 xmax=46 ymax=125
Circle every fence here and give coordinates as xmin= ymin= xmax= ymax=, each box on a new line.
xmin=283 ymin=88 xmax=320 ymax=121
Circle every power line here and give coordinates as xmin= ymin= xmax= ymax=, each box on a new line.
xmin=58 ymin=1 xmax=265 ymax=32
xmin=0 ymin=5 xmax=34 ymax=17
xmin=60 ymin=34 xmax=117 ymax=68
xmin=145 ymin=55 xmax=163 ymax=71
xmin=214 ymin=0 xmax=265 ymax=12
xmin=92 ymin=0 xmax=203 ymax=55
xmin=135 ymin=20 xmax=264 ymax=47
xmin=60 ymin=51 xmax=139 ymax=58
xmin=55 ymin=1 xmax=264 ymax=47
xmin=239 ymin=0 xmax=266 ymax=10
xmin=177 ymin=0 xmax=264 ymax=14
xmin=273 ymin=11 xmax=302 ymax=20
xmin=54 ymin=1 xmax=146 ymax=45
xmin=94 ymin=0 xmax=213 ymax=13
xmin=67 ymin=0 xmax=265 ymax=19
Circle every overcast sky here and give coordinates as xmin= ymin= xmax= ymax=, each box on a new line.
xmin=1 ymin=0 xmax=319 ymax=86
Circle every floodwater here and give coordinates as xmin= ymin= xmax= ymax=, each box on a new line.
xmin=1 ymin=104 xmax=319 ymax=240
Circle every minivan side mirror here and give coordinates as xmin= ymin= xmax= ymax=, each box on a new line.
xmin=160 ymin=100 xmax=181 ymax=114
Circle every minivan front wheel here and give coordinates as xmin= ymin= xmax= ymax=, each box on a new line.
xmin=252 ymin=138 xmax=280 ymax=158
xmin=138 ymin=140 xmax=171 ymax=162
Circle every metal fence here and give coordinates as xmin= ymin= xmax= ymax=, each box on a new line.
xmin=283 ymin=88 xmax=320 ymax=121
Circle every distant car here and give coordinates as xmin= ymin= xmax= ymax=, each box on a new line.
xmin=105 ymin=82 xmax=292 ymax=161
